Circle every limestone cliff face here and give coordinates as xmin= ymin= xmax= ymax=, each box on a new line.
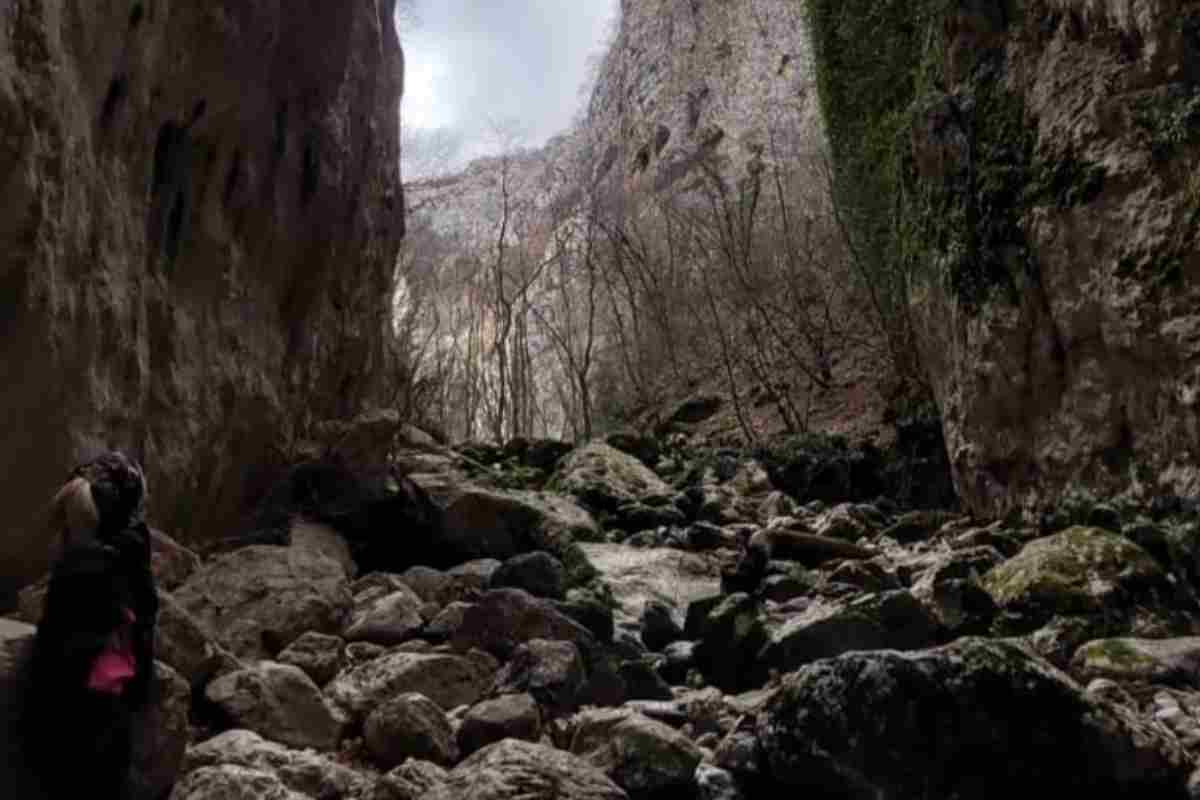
xmin=906 ymin=1 xmax=1200 ymax=514
xmin=0 ymin=0 xmax=404 ymax=591
xmin=586 ymin=0 xmax=820 ymax=195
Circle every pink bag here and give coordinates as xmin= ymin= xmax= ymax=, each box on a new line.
xmin=86 ymin=608 xmax=137 ymax=695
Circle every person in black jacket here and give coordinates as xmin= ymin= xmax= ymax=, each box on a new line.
xmin=19 ymin=451 xmax=159 ymax=798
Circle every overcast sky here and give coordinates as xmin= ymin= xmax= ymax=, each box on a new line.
xmin=397 ymin=0 xmax=618 ymax=178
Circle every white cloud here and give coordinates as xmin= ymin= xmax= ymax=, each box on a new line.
xmin=396 ymin=0 xmax=618 ymax=175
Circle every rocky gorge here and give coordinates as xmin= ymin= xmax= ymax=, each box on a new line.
xmin=1 ymin=0 xmax=1199 ymax=797
xmin=5 ymin=414 xmax=1200 ymax=797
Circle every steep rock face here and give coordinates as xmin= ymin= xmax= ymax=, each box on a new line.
xmin=907 ymin=0 xmax=1200 ymax=514
xmin=0 ymin=0 xmax=404 ymax=593
xmin=586 ymin=0 xmax=820 ymax=195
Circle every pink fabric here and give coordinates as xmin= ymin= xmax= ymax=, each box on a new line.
xmin=85 ymin=607 xmax=137 ymax=695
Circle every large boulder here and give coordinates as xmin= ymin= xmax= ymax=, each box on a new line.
xmin=551 ymin=443 xmax=674 ymax=514
xmin=981 ymin=527 xmax=1178 ymax=631
xmin=173 ymin=545 xmax=352 ymax=661
xmin=580 ymin=543 xmax=722 ymax=629
xmin=426 ymin=739 xmax=628 ymax=800
xmin=440 ymin=487 xmax=600 ymax=586
xmin=756 ymin=637 xmax=1192 ymax=795
xmin=757 ymin=590 xmax=940 ymax=678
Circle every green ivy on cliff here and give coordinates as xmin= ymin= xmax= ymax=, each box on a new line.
xmin=806 ymin=1 xmax=1128 ymax=314
xmin=803 ymin=0 xmax=949 ymax=308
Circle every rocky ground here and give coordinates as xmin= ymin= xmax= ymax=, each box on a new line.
xmin=6 ymin=412 xmax=1200 ymax=798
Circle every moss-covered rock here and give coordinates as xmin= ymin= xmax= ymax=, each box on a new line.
xmin=982 ymin=526 xmax=1164 ymax=620
xmin=756 ymin=590 xmax=939 ymax=679
xmin=550 ymin=442 xmax=674 ymax=514
xmin=755 ymin=637 xmax=1192 ymax=796
xmin=1072 ymin=636 xmax=1200 ymax=687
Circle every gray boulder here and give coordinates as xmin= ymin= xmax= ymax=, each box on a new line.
xmin=326 ymin=651 xmax=495 ymax=719
xmin=205 ymin=662 xmax=345 ymax=751
xmin=343 ymin=588 xmax=425 ymax=645
xmin=458 ymin=693 xmax=542 ymax=755
xmin=551 ymin=442 xmax=673 ymax=513
xmin=440 ymin=487 xmax=600 ymax=586
xmin=178 ymin=729 xmax=369 ymax=799
xmin=173 ymin=545 xmax=352 ymax=661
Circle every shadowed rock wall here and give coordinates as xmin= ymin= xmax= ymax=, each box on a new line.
xmin=904 ymin=0 xmax=1200 ymax=514
xmin=0 ymin=0 xmax=404 ymax=593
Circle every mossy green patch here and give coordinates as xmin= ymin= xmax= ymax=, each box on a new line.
xmin=1076 ymin=637 xmax=1157 ymax=673
xmin=899 ymin=72 xmax=1039 ymax=311
xmin=982 ymin=526 xmax=1162 ymax=615
xmin=1131 ymin=84 xmax=1200 ymax=162
xmin=804 ymin=0 xmax=951 ymax=317
xmin=808 ymin=1 xmax=1114 ymax=314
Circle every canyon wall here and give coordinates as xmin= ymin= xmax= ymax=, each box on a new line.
xmin=586 ymin=0 xmax=820 ymax=196
xmin=0 ymin=0 xmax=404 ymax=593
xmin=881 ymin=0 xmax=1200 ymax=514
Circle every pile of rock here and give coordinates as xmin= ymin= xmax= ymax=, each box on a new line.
xmin=7 ymin=428 xmax=1200 ymax=798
